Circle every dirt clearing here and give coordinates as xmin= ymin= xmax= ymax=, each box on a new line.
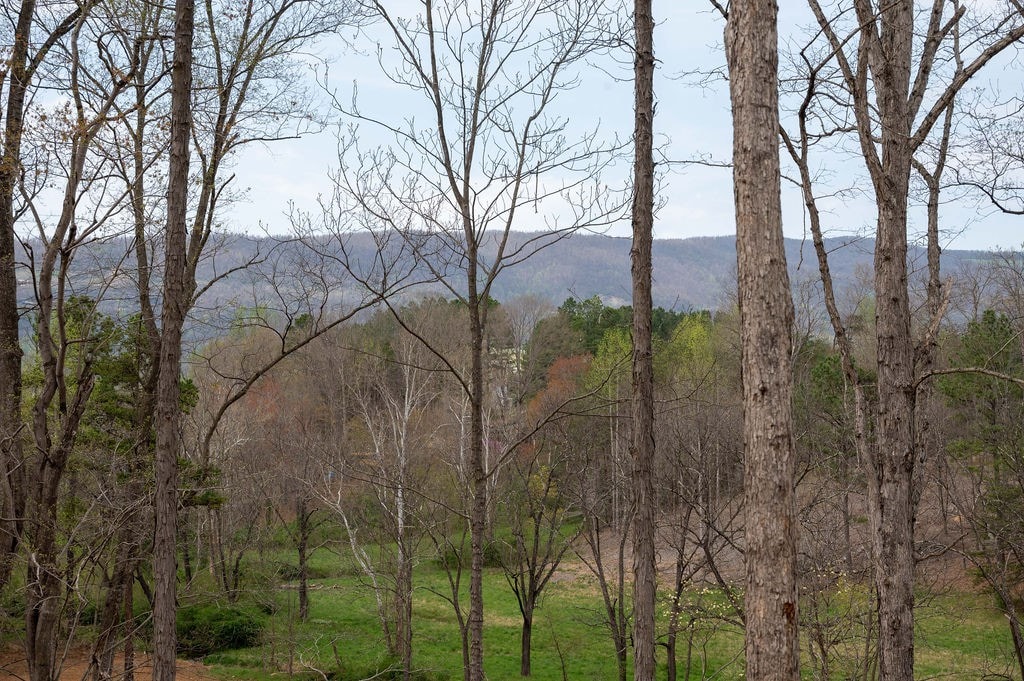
xmin=0 ymin=647 xmax=219 ymax=681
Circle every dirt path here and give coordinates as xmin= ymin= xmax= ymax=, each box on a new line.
xmin=0 ymin=647 xmax=218 ymax=681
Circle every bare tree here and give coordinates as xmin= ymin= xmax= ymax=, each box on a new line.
xmin=324 ymin=3 xmax=623 ymax=678
xmin=0 ymin=0 xmax=89 ymax=601
xmin=8 ymin=5 xmax=150 ymax=677
xmin=782 ymin=3 xmax=1024 ymax=678
xmin=937 ymin=307 xmax=1024 ymax=679
xmin=334 ymin=308 xmax=445 ymax=679
xmin=144 ymin=0 xmax=368 ymax=672
xmin=726 ymin=0 xmax=800 ymax=679
xmin=574 ymin=462 xmax=633 ymax=681
xmin=498 ymin=443 xmax=578 ymax=676
xmin=151 ymin=0 xmax=195 ymax=678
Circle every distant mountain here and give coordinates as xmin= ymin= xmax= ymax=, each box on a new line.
xmin=15 ymin=232 xmax=998 ymax=335
xmin=475 ymin=232 xmax=993 ymax=311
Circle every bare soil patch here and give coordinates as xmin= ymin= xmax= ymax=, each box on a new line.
xmin=0 ymin=646 xmax=218 ymax=681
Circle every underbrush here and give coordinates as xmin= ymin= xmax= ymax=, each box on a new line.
xmin=177 ymin=604 xmax=266 ymax=658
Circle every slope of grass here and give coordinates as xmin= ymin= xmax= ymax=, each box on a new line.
xmin=196 ymin=547 xmax=1016 ymax=680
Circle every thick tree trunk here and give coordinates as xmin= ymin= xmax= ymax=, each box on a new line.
xmin=630 ymin=1 xmax=657 ymax=680
xmin=726 ymin=1 xmax=800 ymax=680
xmin=25 ymin=471 xmax=65 ymax=681
xmin=153 ymin=0 xmax=194 ymax=678
xmin=867 ymin=3 xmax=916 ymax=679
xmin=872 ymin=214 xmax=915 ymax=681
xmin=0 ymin=0 xmax=34 ymax=598
xmin=519 ymin=604 xmax=533 ymax=676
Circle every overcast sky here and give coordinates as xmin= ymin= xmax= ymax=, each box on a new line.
xmin=227 ymin=2 xmax=1022 ymax=252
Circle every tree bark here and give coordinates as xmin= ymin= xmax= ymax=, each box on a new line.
xmin=153 ymin=0 xmax=194 ymax=678
xmin=92 ymin=538 xmax=137 ymax=681
xmin=396 ymin=527 xmax=413 ymax=680
xmin=726 ymin=1 xmax=800 ymax=680
xmin=0 ymin=0 xmax=35 ymax=598
xmin=864 ymin=4 xmax=916 ymax=679
xmin=467 ymin=260 xmax=487 ymax=681
xmin=296 ymin=500 xmax=310 ymax=622
xmin=630 ymin=1 xmax=657 ymax=680
xmin=519 ymin=605 xmax=533 ymax=676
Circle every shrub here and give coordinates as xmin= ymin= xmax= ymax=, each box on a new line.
xmin=176 ymin=604 xmax=264 ymax=658
xmin=433 ymin=541 xmax=505 ymax=570
xmin=78 ymin=601 xmax=98 ymax=625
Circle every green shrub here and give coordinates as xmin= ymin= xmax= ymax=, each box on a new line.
xmin=176 ymin=604 xmax=264 ymax=658
xmin=433 ymin=541 xmax=505 ymax=570
xmin=78 ymin=601 xmax=98 ymax=625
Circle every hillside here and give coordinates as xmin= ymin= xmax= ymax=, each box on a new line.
xmin=15 ymin=232 xmax=996 ymax=328
xmin=190 ymin=232 xmax=992 ymax=309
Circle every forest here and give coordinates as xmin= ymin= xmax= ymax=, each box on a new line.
xmin=3 ymin=1 xmax=1024 ymax=681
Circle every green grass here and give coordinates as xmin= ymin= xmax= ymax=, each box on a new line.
xmin=915 ymin=592 xmax=1017 ymax=679
xmin=4 ymin=541 xmax=1012 ymax=680
xmin=195 ymin=544 xmax=745 ymax=675
xmin=194 ymin=547 xmax=1020 ymax=680
xmin=204 ymin=560 xmax=648 ymax=680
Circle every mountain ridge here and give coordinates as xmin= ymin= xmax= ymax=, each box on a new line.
xmin=15 ymin=232 xmax=998 ymax=325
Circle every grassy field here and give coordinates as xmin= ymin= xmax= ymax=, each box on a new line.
xmin=191 ymin=547 xmax=1018 ymax=681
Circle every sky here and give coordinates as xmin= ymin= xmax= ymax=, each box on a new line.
xmin=226 ymin=2 xmax=1022 ymax=253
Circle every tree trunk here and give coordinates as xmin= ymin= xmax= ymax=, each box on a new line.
xmin=665 ymin=635 xmax=677 ymax=681
xmin=726 ymin=1 xmax=800 ymax=680
xmin=665 ymin=548 xmax=688 ymax=681
xmin=630 ymin=1 xmax=657 ymax=680
xmin=995 ymin=585 xmax=1024 ymax=681
xmin=519 ymin=604 xmax=533 ymax=676
xmin=615 ymin=632 xmax=628 ymax=681
xmin=0 ymin=0 xmax=34 ymax=599
xmin=93 ymin=438 xmax=148 ymax=681
xmin=617 ymin=525 xmax=629 ymax=681
xmin=153 ymin=0 xmax=194 ymax=678
xmin=297 ymin=503 xmax=309 ymax=622
xmin=867 ymin=3 xmax=916 ymax=679
xmin=124 ymin=577 xmax=136 ymax=681
xmin=468 ymin=289 xmax=487 ymax=681
xmin=25 ymin=473 xmax=64 ymax=681
xmin=396 ymin=540 xmax=413 ymax=680
xmin=92 ymin=538 xmax=136 ymax=681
